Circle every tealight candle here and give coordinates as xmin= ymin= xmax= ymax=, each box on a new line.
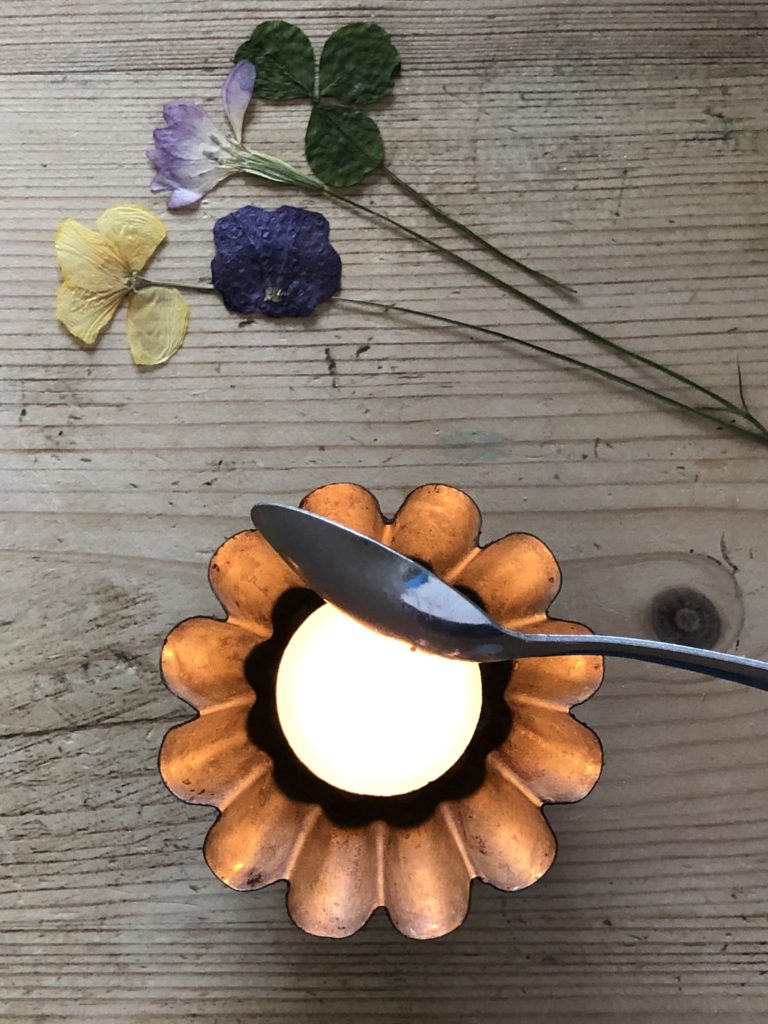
xmin=276 ymin=603 xmax=483 ymax=797
xmin=160 ymin=482 xmax=605 ymax=940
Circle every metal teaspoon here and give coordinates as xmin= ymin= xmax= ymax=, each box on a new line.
xmin=250 ymin=502 xmax=768 ymax=691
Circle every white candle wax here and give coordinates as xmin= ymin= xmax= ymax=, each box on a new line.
xmin=276 ymin=603 xmax=483 ymax=797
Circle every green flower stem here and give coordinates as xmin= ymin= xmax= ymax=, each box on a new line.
xmin=241 ymin=151 xmax=324 ymax=193
xmin=381 ymin=164 xmax=576 ymax=297
xmin=132 ymin=275 xmax=217 ymax=293
xmin=337 ymin=296 xmax=768 ymax=448
xmin=325 ymin=188 xmax=758 ymax=427
xmin=304 ymin=98 xmax=570 ymax=295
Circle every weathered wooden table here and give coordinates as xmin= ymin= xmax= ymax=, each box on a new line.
xmin=3 ymin=1 xmax=767 ymax=1020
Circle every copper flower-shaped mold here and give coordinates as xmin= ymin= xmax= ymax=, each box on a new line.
xmin=160 ymin=483 xmax=603 ymax=939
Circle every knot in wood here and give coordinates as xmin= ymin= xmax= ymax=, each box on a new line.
xmin=649 ymin=587 xmax=722 ymax=649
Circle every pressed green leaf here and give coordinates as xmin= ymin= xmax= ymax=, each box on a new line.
xmin=305 ymin=105 xmax=384 ymax=187
xmin=318 ymin=22 xmax=400 ymax=105
xmin=235 ymin=20 xmax=315 ymax=100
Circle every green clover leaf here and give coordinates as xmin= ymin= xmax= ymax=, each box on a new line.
xmin=318 ymin=23 xmax=401 ymax=105
xmin=237 ymin=20 xmax=399 ymax=185
xmin=306 ymin=105 xmax=385 ymax=187
xmin=235 ymin=20 xmax=315 ymax=100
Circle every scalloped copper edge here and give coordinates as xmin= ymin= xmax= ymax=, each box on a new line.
xmin=159 ymin=483 xmax=604 ymax=939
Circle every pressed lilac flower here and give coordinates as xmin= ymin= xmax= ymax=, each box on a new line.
xmin=149 ymin=62 xmax=321 ymax=209
xmin=211 ymin=205 xmax=342 ymax=317
xmin=148 ymin=100 xmax=241 ymax=209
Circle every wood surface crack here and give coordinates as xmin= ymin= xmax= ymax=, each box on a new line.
xmin=0 ymin=714 xmax=183 ymax=743
xmin=323 ymin=346 xmax=339 ymax=388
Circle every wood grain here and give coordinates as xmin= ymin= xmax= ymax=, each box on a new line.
xmin=2 ymin=0 xmax=768 ymax=1020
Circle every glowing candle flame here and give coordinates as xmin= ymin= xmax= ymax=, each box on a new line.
xmin=276 ymin=603 xmax=483 ymax=797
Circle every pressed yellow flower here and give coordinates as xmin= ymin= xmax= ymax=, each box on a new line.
xmin=55 ymin=205 xmax=189 ymax=367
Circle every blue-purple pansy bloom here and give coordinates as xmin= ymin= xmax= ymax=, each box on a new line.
xmin=148 ymin=63 xmax=320 ymax=209
xmin=211 ymin=205 xmax=342 ymax=318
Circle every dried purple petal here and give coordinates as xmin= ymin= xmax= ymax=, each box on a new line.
xmin=211 ymin=205 xmax=342 ymax=318
xmin=221 ymin=61 xmax=256 ymax=143
xmin=147 ymin=100 xmax=243 ymax=209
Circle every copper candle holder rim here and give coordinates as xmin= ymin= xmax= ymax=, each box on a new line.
xmin=158 ymin=481 xmax=605 ymax=939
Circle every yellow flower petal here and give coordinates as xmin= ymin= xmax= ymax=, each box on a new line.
xmin=125 ymin=287 xmax=189 ymax=367
xmin=54 ymin=218 xmax=127 ymax=294
xmin=96 ymin=205 xmax=167 ymax=274
xmin=55 ymin=282 xmax=123 ymax=346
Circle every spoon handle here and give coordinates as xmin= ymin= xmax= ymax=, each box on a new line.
xmin=518 ymin=632 xmax=768 ymax=690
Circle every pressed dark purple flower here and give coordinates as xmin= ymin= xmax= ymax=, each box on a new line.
xmin=211 ymin=205 xmax=342 ymax=318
